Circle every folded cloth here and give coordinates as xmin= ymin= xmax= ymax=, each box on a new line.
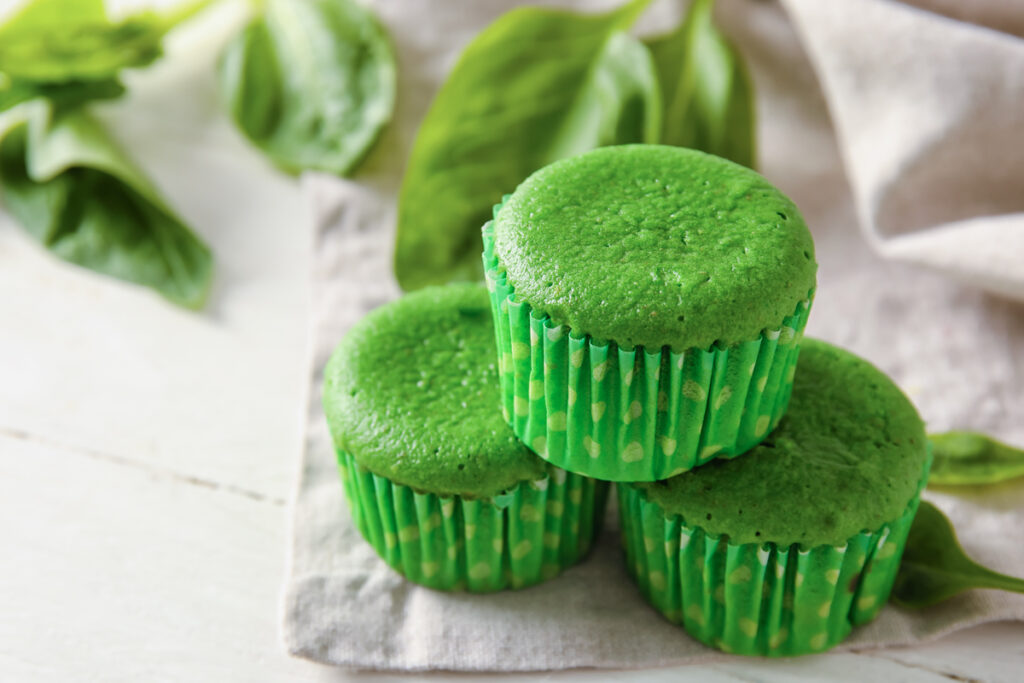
xmin=282 ymin=0 xmax=1024 ymax=670
xmin=782 ymin=0 xmax=1024 ymax=302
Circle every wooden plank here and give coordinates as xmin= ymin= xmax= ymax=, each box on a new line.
xmin=0 ymin=433 xmax=329 ymax=682
xmin=0 ymin=2 xmax=310 ymax=500
xmin=866 ymin=622 xmax=1024 ymax=683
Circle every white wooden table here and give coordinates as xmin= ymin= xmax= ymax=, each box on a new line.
xmin=1 ymin=2 xmax=1021 ymax=681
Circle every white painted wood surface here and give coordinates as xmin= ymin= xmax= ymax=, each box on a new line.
xmin=1 ymin=1 xmax=1021 ymax=681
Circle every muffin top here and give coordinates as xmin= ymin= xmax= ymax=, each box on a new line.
xmin=635 ymin=339 xmax=929 ymax=547
xmin=492 ymin=145 xmax=816 ymax=351
xmin=322 ymin=283 xmax=547 ymax=498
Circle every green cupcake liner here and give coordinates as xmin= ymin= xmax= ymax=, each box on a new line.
xmin=617 ymin=454 xmax=932 ymax=656
xmin=337 ymin=450 xmax=609 ymax=592
xmin=482 ymin=219 xmax=813 ymax=482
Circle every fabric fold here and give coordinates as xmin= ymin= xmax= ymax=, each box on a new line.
xmin=782 ymin=0 xmax=1024 ymax=301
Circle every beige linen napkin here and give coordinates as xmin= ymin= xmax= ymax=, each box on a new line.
xmin=782 ymin=0 xmax=1024 ymax=302
xmin=282 ymin=0 xmax=1024 ymax=670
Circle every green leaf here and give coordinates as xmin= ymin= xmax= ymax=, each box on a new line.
xmin=0 ymin=0 xmax=209 ymax=84
xmin=394 ymin=0 xmax=660 ymax=291
xmin=0 ymin=101 xmax=212 ymax=309
xmin=928 ymin=431 xmax=1024 ymax=486
xmin=644 ymin=0 xmax=755 ymax=167
xmin=217 ymin=0 xmax=396 ymax=176
xmin=1 ymin=77 xmax=126 ymax=114
xmin=891 ymin=501 xmax=1024 ymax=608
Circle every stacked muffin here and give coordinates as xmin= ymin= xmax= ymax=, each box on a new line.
xmin=323 ymin=145 xmax=931 ymax=656
xmin=323 ymin=284 xmax=607 ymax=591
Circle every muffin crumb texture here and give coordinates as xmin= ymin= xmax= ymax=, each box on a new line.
xmin=323 ymin=283 xmax=546 ymax=498
xmin=637 ymin=338 xmax=929 ymax=547
xmin=494 ymin=145 xmax=817 ymax=350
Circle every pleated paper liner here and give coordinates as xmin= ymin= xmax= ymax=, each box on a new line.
xmin=617 ymin=454 xmax=933 ymax=656
xmin=337 ymin=450 xmax=610 ymax=592
xmin=483 ymin=219 xmax=813 ymax=482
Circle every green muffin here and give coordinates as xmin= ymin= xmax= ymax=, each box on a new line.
xmin=483 ymin=145 xmax=816 ymax=482
xmin=323 ymin=283 xmax=608 ymax=592
xmin=618 ymin=338 xmax=932 ymax=656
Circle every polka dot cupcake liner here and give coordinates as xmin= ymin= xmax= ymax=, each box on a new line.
xmin=616 ymin=454 xmax=932 ymax=656
xmin=482 ymin=219 xmax=813 ymax=482
xmin=336 ymin=450 xmax=609 ymax=592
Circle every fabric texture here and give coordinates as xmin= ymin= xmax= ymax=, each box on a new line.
xmin=783 ymin=0 xmax=1024 ymax=303
xmin=282 ymin=0 xmax=1024 ymax=671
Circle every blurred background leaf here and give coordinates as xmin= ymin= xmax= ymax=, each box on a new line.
xmin=0 ymin=0 xmax=215 ymax=309
xmin=394 ymin=0 xmax=662 ymax=292
xmin=0 ymin=101 xmax=213 ymax=309
xmin=393 ymin=0 xmax=757 ymax=291
xmin=218 ymin=0 xmax=396 ymax=176
xmin=644 ymin=0 xmax=755 ymax=167
xmin=929 ymin=431 xmax=1024 ymax=486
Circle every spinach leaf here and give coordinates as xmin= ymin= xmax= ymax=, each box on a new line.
xmin=891 ymin=501 xmax=1024 ymax=608
xmin=218 ymin=0 xmax=396 ymax=176
xmin=929 ymin=431 xmax=1024 ymax=486
xmin=394 ymin=0 xmax=660 ymax=291
xmin=0 ymin=0 xmax=210 ymax=85
xmin=644 ymin=0 xmax=755 ymax=167
xmin=1 ymin=77 xmax=126 ymax=114
xmin=0 ymin=101 xmax=212 ymax=309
